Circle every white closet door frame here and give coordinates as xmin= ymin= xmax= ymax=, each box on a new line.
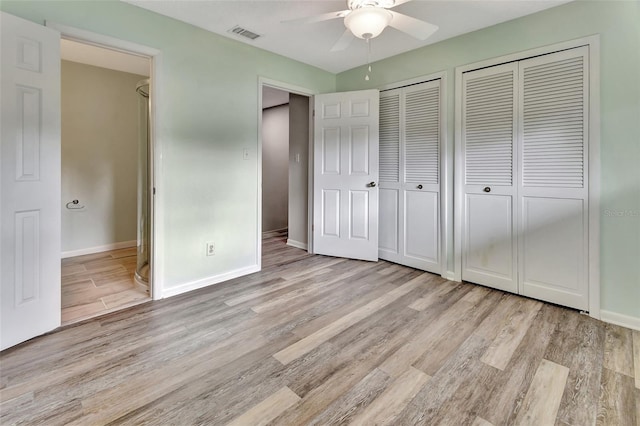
xmin=378 ymin=72 xmax=448 ymax=276
xmin=454 ymin=35 xmax=601 ymax=318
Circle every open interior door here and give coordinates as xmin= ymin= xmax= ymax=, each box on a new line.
xmin=313 ymin=90 xmax=379 ymax=261
xmin=1 ymin=12 xmax=61 ymax=350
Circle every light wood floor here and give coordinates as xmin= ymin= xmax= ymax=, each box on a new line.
xmin=61 ymin=247 xmax=150 ymax=324
xmin=2 ymin=238 xmax=638 ymax=425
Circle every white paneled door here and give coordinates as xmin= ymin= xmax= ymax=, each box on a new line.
xmin=460 ymin=46 xmax=590 ymax=311
xmin=313 ymin=90 xmax=379 ymax=261
xmin=379 ymin=79 xmax=442 ymax=274
xmin=1 ymin=12 xmax=61 ymax=350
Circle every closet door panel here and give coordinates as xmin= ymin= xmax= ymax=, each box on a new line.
xmin=521 ymin=196 xmax=586 ymax=309
xmin=401 ymin=81 xmax=441 ymax=273
xmin=404 ymin=189 xmax=439 ymax=269
xmin=518 ymin=47 xmax=589 ymax=310
xmin=378 ymin=90 xmax=401 ymax=261
xmin=379 ymin=188 xmax=400 ymax=261
xmin=464 ymin=193 xmax=515 ymax=291
xmin=462 ymin=63 xmax=518 ymax=293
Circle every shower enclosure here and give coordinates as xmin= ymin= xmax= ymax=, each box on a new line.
xmin=135 ymin=79 xmax=151 ymax=289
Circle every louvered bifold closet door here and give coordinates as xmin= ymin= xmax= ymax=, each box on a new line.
xmin=378 ymin=79 xmax=442 ymax=273
xmin=379 ymin=89 xmax=402 ymax=262
xmin=517 ymin=47 xmax=589 ymax=310
xmin=462 ymin=63 xmax=518 ymax=293
xmin=402 ymin=80 xmax=441 ymax=272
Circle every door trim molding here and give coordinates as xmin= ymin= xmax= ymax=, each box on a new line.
xmin=453 ymin=35 xmax=601 ymax=319
xmin=46 ymin=21 xmax=164 ymax=300
xmin=257 ymin=77 xmax=315 ymax=269
xmin=453 ymin=35 xmax=601 ymax=318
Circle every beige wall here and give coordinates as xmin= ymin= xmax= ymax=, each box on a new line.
xmin=262 ymin=104 xmax=289 ymax=232
xmin=61 ymin=60 xmax=146 ymax=253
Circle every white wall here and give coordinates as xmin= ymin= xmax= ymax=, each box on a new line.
xmin=61 ymin=60 xmax=146 ymax=254
xmin=288 ymin=94 xmax=309 ymax=247
xmin=262 ymin=104 xmax=289 ymax=232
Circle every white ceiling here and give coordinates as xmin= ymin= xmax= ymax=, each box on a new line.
xmin=61 ymin=39 xmax=150 ymax=76
xmin=123 ymin=0 xmax=572 ymax=74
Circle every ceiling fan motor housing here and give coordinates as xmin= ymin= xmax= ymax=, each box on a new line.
xmin=348 ymin=0 xmax=396 ymax=9
xmin=344 ymin=6 xmax=393 ymax=39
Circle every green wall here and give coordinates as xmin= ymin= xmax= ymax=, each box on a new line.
xmin=0 ymin=0 xmax=336 ymax=293
xmin=337 ymin=0 xmax=640 ymax=318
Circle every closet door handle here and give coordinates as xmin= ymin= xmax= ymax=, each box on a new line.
xmin=483 ymin=187 xmax=491 ymax=193
xmin=417 ymin=184 xmax=423 ymax=190
xmin=368 ymin=182 xmax=377 ymax=188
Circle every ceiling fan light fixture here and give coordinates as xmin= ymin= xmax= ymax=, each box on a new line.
xmin=344 ymin=7 xmax=392 ymax=39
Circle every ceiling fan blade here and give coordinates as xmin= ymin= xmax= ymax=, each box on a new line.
xmin=282 ymin=10 xmax=349 ymax=25
xmin=389 ymin=11 xmax=438 ymax=40
xmin=389 ymin=0 xmax=413 ymax=8
xmin=330 ymin=29 xmax=355 ymax=52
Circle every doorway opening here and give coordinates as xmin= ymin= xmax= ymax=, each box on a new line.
xmin=260 ymin=84 xmax=312 ymax=268
xmin=59 ymin=39 xmax=152 ymax=324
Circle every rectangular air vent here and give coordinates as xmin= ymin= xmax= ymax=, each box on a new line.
xmin=228 ymin=25 xmax=261 ymax=40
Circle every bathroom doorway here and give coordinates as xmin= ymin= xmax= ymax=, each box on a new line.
xmin=59 ymin=39 xmax=153 ymax=324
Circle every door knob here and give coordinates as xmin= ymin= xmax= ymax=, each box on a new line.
xmin=417 ymin=184 xmax=423 ymax=190
xmin=368 ymin=182 xmax=376 ymax=188
xmin=483 ymin=187 xmax=491 ymax=193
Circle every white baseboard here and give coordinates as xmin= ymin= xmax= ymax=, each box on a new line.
xmin=61 ymin=240 xmax=137 ymax=259
xmin=161 ymin=264 xmax=260 ymax=299
xmin=600 ymin=310 xmax=640 ymax=331
xmin=286 ymin=239 xmax=308 ymax=250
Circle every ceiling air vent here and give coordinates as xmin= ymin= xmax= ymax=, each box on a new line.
xmin=228 ymin=25 xmax=261 ymax=41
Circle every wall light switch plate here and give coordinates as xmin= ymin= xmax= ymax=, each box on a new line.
xmin=206 ymin=242 xmax=215 ymax=256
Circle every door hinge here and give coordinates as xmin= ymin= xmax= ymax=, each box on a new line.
xmin=153 ymin=187 xmax=156 ymax=195
xmin=313 ymin=109 xmax=315 ymax=117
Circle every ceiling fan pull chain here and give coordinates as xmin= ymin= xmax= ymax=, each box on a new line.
xmin=365 ymin=38 xmax=372 ymax=81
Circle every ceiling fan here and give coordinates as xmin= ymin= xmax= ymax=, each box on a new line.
xmin=284 ymin=0 xmax=439 ymax=52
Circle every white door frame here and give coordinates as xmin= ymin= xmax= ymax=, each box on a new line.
xmin=454 ymin=35 xmax=601 ymax=318
xmin=45 ymin=22 xmax=163 ymax=300
xmin=257 ymin=77 xmax=316 ymax=268
xmin=379 ymin=71 xmax=449 ymax=278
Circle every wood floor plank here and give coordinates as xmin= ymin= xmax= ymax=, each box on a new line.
xmin=604 ymin=323 xmax=635 ymax=377
xmin=226 ymin=386 xmax=300 ymax=426
xmin=273 ymin=273 xmax=431 ymax=365
xmin=378 ymin=286 xmax=491 ymax=378
xmin=477 ymin=304 xmax=562 ymax=425
xmin=480 ymin=299 xmax=543 ymax=370
xmin=545 ymin=311 xmax=604 ymax=426
xmin=412 ymin=289 xmax=503 ymax=375
xmin=289 ymin=267 xmax=421 ymax=338
xmin=471 ymin=416 xmax=495 ymax=426
xmin=349 ymin=366 xmax=430 ymax=426
xmin=596 ymin=367 xmax=637 ymax=426
xmin=407 ymin=277 xmax=457 ymax=311
xmin=391 ymin=334 xmax=491 ymax=425
xmin=513 ymin=358 xmax=569 ymax=425
xmin=307 ymin=368 xmax=391 ymax=425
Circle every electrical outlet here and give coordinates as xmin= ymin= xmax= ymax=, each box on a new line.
xmin=243 ymin=148 xmax=250 ymax=160
xmin=206 ymin=242 xmax=215 ymax=256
